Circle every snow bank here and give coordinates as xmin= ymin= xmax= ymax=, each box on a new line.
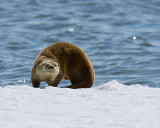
xmin=0 ymin=80 xmax=160 ymax=128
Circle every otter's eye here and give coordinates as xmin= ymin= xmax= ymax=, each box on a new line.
xmin=53 ymin=64 xmax=57 ymax=67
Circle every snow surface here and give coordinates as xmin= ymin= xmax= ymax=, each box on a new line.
xmin=0 ymin=80 xmax=160 ymax=128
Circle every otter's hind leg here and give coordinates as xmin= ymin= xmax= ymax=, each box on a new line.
xmin=63 ymin=81 xmax=93 ymax=89
xmin=62 ymin=82 xmax=84 ymax=89
xmin=62 ymin=80 xmax=91 ymax=89
xmin=62 ymin=73 xmax=92 ymax=89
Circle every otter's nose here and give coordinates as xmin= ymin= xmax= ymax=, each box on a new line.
xmin=49 ymin=65 xmax=54 ymax=69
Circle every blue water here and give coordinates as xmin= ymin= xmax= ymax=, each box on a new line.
xmin=0 ymin=0 xmax=160 ymax=87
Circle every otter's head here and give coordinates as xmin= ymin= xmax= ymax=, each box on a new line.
xmin=36 ymin=59 xmax=59 ymax=81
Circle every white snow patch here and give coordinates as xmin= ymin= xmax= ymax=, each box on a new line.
xmin=0 ymin=80 xmax=160 ymax=128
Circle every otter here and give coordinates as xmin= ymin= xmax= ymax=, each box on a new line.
xmin=31 ymin=42 xmax=95 ymax=89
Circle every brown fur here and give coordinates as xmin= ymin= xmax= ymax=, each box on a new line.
xmin=31 ymin=42 xmax=95 ymax=89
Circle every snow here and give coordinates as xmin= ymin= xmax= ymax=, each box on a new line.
xmin=0 ymin=80 xmax=160 ymax=128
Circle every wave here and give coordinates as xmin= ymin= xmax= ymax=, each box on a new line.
xmin=95 ymin=80 xmax=157 ymax=91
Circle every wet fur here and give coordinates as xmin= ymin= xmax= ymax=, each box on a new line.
xmin=31 ymin=42 xmax=95 ymax=89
